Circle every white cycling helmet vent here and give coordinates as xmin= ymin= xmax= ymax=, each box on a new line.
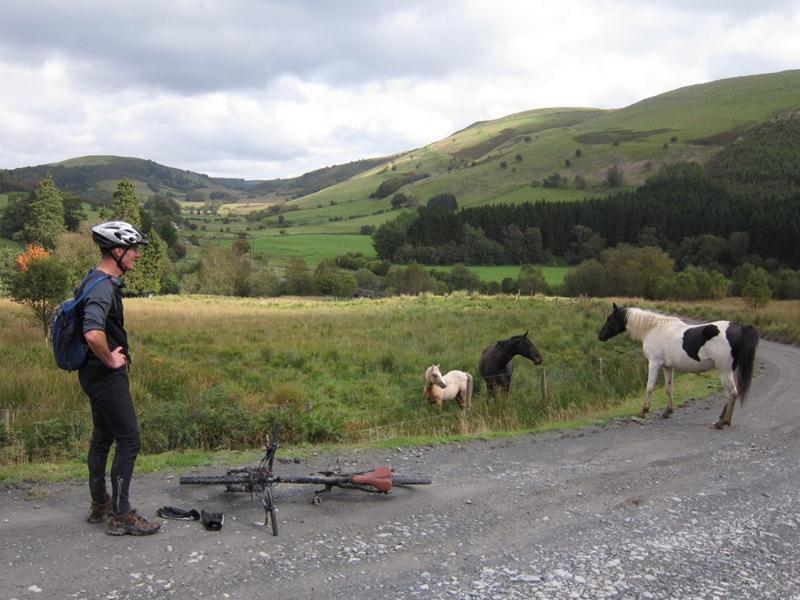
xmin=92 ymin=221 xmax=150 ymax=249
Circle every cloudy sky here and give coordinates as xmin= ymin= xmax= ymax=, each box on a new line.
xmin=1 ymin=1 xmax=798 ymax=180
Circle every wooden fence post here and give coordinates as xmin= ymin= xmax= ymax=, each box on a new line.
xmin=540 ymin=368 xmax=548 ymax=403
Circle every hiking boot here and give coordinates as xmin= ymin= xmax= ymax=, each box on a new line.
xmin=105 ymin=509 xmax=161 ymax=536
xmin=87 ymin=495 xmax=112 ymax=524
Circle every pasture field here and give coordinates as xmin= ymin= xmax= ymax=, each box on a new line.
xmin=0 ymin=293 xmax=736 ymax=478
xmin=181 ymin=221 xmax=571 ymax=282
xmin=429 ymin=264 xmax=570 ymax=286
xmin=250 ymin=233 xmax=375 ymax=266
xmin=5 ymin=293 xmax=798 ymax=479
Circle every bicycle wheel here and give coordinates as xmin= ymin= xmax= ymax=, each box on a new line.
xmin=391 ymin=475 xmax=432 ymax=486
xmin=265 ymin=487 xmax=279 ymax=536
xmin=179 ymin=474 xmax=251 ymax=486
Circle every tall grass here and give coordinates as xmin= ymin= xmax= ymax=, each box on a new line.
xmin=3 ymin=293 xmax=764 ymax=464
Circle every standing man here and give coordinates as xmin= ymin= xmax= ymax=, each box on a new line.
xmin=80 ymin=221 xmax=160 ymax=535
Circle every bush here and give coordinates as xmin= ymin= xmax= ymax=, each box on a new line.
xmin=605 ymin=165 xmax=624 ymax=187
xmin=10 ymin=254 xmax=71 ymax=338
xmin=742 ymin=267 xmax=772 ymax=311
xmin=18 ymin=418 xmax=88 ymax=461
xmin=542 ymin=173 xmax=564 ymax=188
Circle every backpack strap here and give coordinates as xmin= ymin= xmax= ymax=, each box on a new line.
xmin=74 ymin=274 xmax=112 ymax=304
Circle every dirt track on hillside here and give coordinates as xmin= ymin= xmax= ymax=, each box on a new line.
xmin=2 ymin=339 xmax=800 ymax=599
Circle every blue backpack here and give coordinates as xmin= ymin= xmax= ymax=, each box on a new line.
xmin=51 ymin=275 xmax=111 ymax=372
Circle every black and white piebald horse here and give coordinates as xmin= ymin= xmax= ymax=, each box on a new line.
xmin=598 ymin=304 xmax=759 ymax=429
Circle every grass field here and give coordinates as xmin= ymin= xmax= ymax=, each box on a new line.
xmin=251 ymin=233 xmax=375 ymax=265
xmin=3 ymin=293 xmax=798 ymax=479
xmin=0 ymin=295 xmax=674 ymax=465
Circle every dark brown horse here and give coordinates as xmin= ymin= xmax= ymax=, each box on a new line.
xmin=478 ymin=331 xmax=543 ymax=396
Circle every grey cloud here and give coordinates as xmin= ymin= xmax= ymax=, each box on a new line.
xmin=0 ymin=0 xmax=486 ymax=94
xmin=644 ymin=0 xmax=798 ymax=17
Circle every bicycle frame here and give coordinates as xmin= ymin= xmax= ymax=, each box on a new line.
xmin=180 ymin=424 xmax=414 ymax=535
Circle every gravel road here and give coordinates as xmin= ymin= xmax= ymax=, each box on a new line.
xmin=2 ymin=339 xmax=800 ymax=600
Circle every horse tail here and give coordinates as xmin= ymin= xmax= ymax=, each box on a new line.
xmin=733 ymin=325 xmax=759 ymax=404
xmin=465 ymin=373 xmax=473 ymax=411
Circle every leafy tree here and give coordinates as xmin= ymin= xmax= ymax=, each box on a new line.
xmin=503 ymin=224 xmax=526 ymax=264
xmin=248 ymin=265 xmax=280 ymax=297
xmin=0 ymin=192 xmax=31 ymax=239
xmin=313 ymin=260 xmax=357 ymax=297
xmin=601 ymin=244 xmax=674 ymax=298
xmin=605 ymin=165 xmax=624 ymax=187
xmin=562 ymin=259 xmax=606 ymax=297
xmin=125 ymin=229 xmax=170 ymax=295
xmin=110 ymin=179 xmax=142 ymax=227
xmin=10 ymin=251 xmax=70 ymax=339
xmin=23 ymin=176 xmax=65 ymax=250
xmin=195 ymin=245 xmax=249 ymax=296
xmin=500 ymin=277 xmax=517 ymax=294
xmin=0 ymin=247 xmax=18 ymax=295
xmin=742 ymin=267 xmax=772 ymax=311
xmin=282 ymin=257 xmax=313 ymax=295
xmin=668 ymin=266 xmax=727 ymax=300
xmin=447 ymin=264 xmax=481 ymax=291
xmin=407 ymin=206 xmax=464 ymax=248
xmin=542 ymin=173 xmax=564 ymax=188
xmin=524 ymin=227 xmax=544 ymax=264
xmin=460 ymin=224 xmax=504 ymax=264
xmin=371 ymin=212 xmax=416 ymax=260
xmin=355 ymin=267 xmax=382 ymax=292
xmin=726 ymin=231 xmax=750 ymax=266
xmin=771 ymin=268 xmax=800 ymax=299
xmin=517 ymin=264 xmax=547 ymax=295
xmin=426 ymin=193 xmax=458 ymax=211
xmin=570 ymin=225 xmax=605 ymax=263
xmin=143 ymin=194 xmax=184 ymax=257
xmin=186 ymin=190 xmax=206 ymax=202
xmin=636 ymin=226 xmax=660 ymax=248
xmin=385 ymin=263 xmax=434 ymax=295
xmin=54 ymin=222 xmax=100 ymax=287
xmin=730 ymin=263 xmax=757 ymax=296
xmin=391 ymin=193 xmax=409 ymax=209
xmin=61 ymin=192 xmax=86 ymax=231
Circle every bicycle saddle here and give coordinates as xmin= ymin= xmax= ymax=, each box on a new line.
xmin=352 ymin=465 xmax=393 ymax=493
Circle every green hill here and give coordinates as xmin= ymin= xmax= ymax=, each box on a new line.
xmin=271 ymin=70 xmax=800 ymax=233
xmin=3 ymin=70 xmax=800 ymax=235
xmin=3 ymin=154 xmax=391 ymax=207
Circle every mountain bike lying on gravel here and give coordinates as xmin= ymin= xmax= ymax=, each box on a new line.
xmin=179 ymin=424 xmax=432 ymax=536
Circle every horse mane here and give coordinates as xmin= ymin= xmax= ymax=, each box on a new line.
xmin=625 ymin=307 xmax=683 ymax=340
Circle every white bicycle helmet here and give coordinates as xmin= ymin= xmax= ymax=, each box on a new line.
xmin=92 ymin=221 xmax=150 ymax=249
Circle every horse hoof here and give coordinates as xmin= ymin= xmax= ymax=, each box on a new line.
xmin=713 ymin=420 xmax=725 ymax=430
xmin=660 ymin=408 xmax=673 ymax=419
xmin=637 ymin=410 xmax=648 ymax=419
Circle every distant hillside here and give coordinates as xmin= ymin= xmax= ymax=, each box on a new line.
xmin=248 ymin=155 xmax=398 ymax=198
xmin=3 ymin=70 xmax=799 ymax=223
xmin=3 ymin=154 xmax=391 ymax=206
xmin=273 ymin=70 xmax=800 ymax=234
